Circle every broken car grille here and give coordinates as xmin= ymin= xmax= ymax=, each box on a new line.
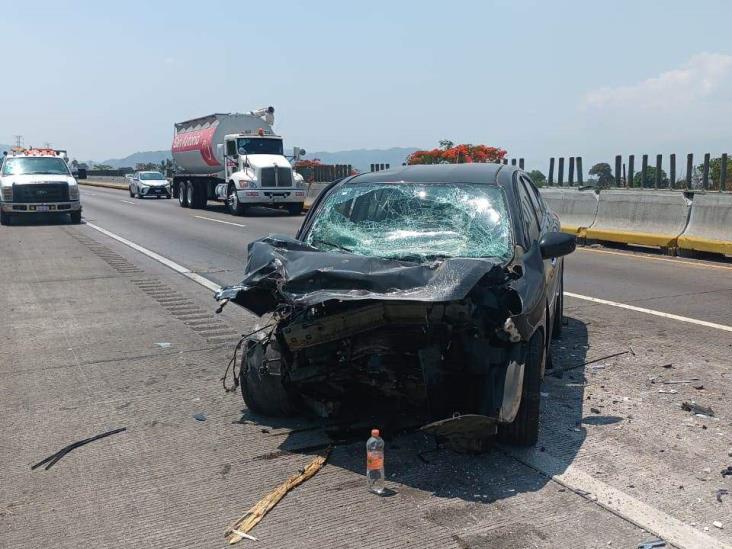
xmin=13 ymin=183 xmax=69 ymax=203
xmin=260 ymin=167 xmax=293 ymax=188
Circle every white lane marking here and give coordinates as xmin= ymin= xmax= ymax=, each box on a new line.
xmin=84 ymin=222 xmax=222 ymax=293
xmin=566 ymin=291 xmax=732 ymax=333
xmin=193 ymin=215 xmax=246 ymax=228
xmin=121 ymin=200 xmax=135 ymax=205
xmin=505 ymin=446 xmax=731 ymax=549
xmin=83 ymin=220 xmax=729 ymax=545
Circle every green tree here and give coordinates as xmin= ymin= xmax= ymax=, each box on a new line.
xmin=93 ymin=163 xmax=113 ymax=170
xmin=438 ymin=139 xmax=454 ymax=151
xmin=697 ymin=156 xmax=732 ymax=190
xmin=589 ymin=163 xmax=614 ymax=188
xmin=528 ymin=169 xmax=546 ymax=186
xmin=633 ymin=166 xmax=668 ymax=188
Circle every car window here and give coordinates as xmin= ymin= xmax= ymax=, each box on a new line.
xmin=515 ymin=177 xmax=540 ymax=243
xmin=521 ymin=175 xmax=546 ymax=216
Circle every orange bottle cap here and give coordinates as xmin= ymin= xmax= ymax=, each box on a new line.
xmin=371 ymin=429 xmax=380 ymax=437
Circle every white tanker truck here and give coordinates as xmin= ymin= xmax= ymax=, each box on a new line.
xmin=171 ymin=106 xmax=306 ymax=215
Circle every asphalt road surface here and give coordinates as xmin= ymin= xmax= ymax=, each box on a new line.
xmin=1 ymin=185 xmax=730 ymax=548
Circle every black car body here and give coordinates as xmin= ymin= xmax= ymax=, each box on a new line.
xmin=217 ymin=164 xmax=575 ymax=445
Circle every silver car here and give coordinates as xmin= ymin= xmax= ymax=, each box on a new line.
xmin=128 ymin=171 xmax=171 ymax=199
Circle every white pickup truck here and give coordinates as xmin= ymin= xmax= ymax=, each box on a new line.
xmin=0 ymin=149 xmax=81 ymax=226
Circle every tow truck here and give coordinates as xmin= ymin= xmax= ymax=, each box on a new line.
xmin=0 ymin=148 xmax=81 ymax=225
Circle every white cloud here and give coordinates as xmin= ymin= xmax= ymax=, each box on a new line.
xmin=582 ymin=52 xmax=732 ymax=112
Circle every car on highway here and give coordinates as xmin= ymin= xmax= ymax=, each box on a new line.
xmin=217 ymin=164 xmax=575 ymax=445
xmin=128 ymin=171 xmax=171 ymax=199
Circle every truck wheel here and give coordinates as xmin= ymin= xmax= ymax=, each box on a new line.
xmin=240 ymin=338 xmax=298 ymax=417
xmin=178 ymin=182 xmax=190 ymax=208
xmin=70 ymin=211 xmax=82 ymax=224
xmin=227 ymin=184 xmax=246 ymax=216
xmin=0 ymin=211 xmax=12 ymax=226
xmin=498 ymin=331 xmax=543 ymax=446
xmin=188 ymin=182 xmax=206 ymax=209
xmin=552 ymin=270 xmax=563 ymax=339
xmin=287 ymin=203 xmax=303 ymax=216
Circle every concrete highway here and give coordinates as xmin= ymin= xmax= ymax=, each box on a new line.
xmin=2 ymin=185 xmax=731 ymax=548
xmin=80 ymin=185 xmax=732 ymax=327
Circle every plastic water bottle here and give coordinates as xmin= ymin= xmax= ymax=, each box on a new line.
xmin=366 ymin=428 xmax=385 ymax=494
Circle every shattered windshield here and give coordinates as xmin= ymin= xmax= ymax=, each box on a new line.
xmin=304 ymin=181 xmax=513 ymax=262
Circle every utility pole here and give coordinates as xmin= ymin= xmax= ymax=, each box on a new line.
xmin=14 ymin=135 xmax=23 ymax=148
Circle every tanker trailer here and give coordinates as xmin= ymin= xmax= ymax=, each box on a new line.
xmin=171 ymin=106 xmax=306 ymax=215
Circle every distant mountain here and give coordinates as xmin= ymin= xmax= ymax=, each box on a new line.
xmin=101 ymin=150 xmax=171 ymax=169
xmin=303 ymin=147 xmax=419 ymax=172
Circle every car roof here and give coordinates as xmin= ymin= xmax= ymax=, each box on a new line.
xmin=350 ymin=163 xmax=516 ymax=186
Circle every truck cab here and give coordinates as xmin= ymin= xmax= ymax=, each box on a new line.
xmin=216 ymin=130 xmax=306 ymax=215
xmin=0 ymin=149 xmax=81 ymax=226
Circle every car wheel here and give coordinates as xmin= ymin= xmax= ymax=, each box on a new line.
xmin=240 ymin=338 xmax=298 ymax=417
xmin=552 ymin=270 xmax=564 ymax=339
xmin=129 ymin=186 xmax=134 ymax=198
xmin=178 ymin=182 xmax=190 ymax=208
xmin=0 ymin=211 xmax=12 ymax=226
xmin=70 ymin=211 xmax=82 ymax=224
xmin=498 ymin=331 xmax=543 ymax=446
xmin=227 ymin=184 xmax=245 ymax=216
xmin=287 ymin=203 xmax=303 ymax=216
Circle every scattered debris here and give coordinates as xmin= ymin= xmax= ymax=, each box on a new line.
xmin=716 ymin=489 xmax=729 ymax=503
xmin=693 ymin=384 xmax=705 ymax=390
xmin=590 ymin=407 xmax=601 ymax=414
xmin=638 ymin=539 xmax=665 ymax=549
xmin=31 ymin=427 xmax=126 ymax=471
xmin=713 ymin=521 xmax=723 ymax=529
xmin=551 ymin=350 xmax=631 ymax=375
xmin=155 ymin=342 xmax=172 ymax=348
xmin=225 ymin=449 xmax=330 ymax=544
xmin=662 ymin=379 xmax=699 ymax=385
xmin=721 ymin=466 xmax=732 ymax=478
xmin=681 ymin=401 xmax=714 ymax=417
xmin=193 ymin=413 xmax=207 ymax=422
xmin=657 ymin=389 xmax=678 ymax=394
xmin=661 ymin=363 xmax=674 ymax=369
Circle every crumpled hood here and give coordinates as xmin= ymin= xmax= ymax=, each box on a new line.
xmin=245 ymin=155 xmax=292 ymax=169
xmin=215 ymin=235 xmax=511 ymax=316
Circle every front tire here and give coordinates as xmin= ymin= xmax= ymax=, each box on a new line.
xmin=70 ymin=211 xmax=82 ymax=224
xmin=227 ymin=184 xmax=246 ymax=216
xmin=240 ymin=338 xmax=298 ymax=417
xmin=178 ymin=182 xmax=190 ymax=208
xmin=0 ymin=211 xmax=12 ymax=226
xmin=129 ymin=186 xmax=134 ymax=198
xmin=498 ymin=331 xmax=543 ymax=446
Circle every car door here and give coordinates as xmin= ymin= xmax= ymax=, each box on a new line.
xmin=519 ymin=175 xmax=560 ymax=317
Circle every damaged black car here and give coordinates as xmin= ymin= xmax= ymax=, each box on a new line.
xmin=216 ymin=164 xmax=575 ymax=446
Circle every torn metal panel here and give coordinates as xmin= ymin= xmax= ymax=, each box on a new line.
xmin=215 ymin=235 xmax=515 ymax=317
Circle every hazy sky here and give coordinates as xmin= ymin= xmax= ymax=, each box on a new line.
xmin=2 ymin=0 xmax=731 ymax=171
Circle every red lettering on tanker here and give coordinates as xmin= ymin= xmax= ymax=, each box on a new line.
xmin=172 ymin=125 xmax=220 ymax=167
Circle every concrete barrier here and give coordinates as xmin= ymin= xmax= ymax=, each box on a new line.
xmin=539 ymin=188 xmax=599 ymax=237
xmin=677 ymin=192 xmax=732 ymax=255
xmin=585 ymin=190 xmax=691 ymax=248
xmin=79 ymin=179 xmax=128 ymax=191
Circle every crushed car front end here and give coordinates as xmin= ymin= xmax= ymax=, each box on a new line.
xmin=217 ymin=166 xmax=565 ymax=443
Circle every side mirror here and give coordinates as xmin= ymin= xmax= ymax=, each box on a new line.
xmin=539 ymin=232 xmax=576 ymax=259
